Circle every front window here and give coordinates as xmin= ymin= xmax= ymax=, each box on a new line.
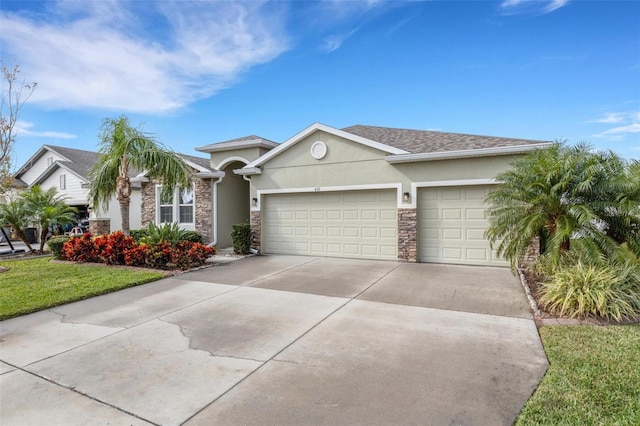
xmin=157 ymin=186 xmax=194 ymax=226
xmin=159 ymin=190 xmax=174 ymax=223
xmin=179 ymin=188 xmax=194 ymax=224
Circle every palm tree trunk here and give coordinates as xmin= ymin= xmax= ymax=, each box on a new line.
xmin=39 ymin=227 xmax=48 ymax=253
xmin=14 ymin=229 xmax=34 ymax=253
xmin=116 ymin=175 xmax=131 ymax=235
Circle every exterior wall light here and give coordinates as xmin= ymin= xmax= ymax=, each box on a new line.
xmin=252 ymin=197 xmax=258 ymax=206
xmin=403 ymin=192 xmax=410 ymax=203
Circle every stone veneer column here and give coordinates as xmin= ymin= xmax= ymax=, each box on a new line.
xmin=250 ymin=211 xmax=261 ymax=252
xmin=397 ymin=208 xmax=417 ymax=262
xmin=89 ymin=219 xmax=110 ymax=236
xmin=194 ymin=178 xmax=213 ymax=244
xmin=140 ymin=181 xmax=155 ymax=229
xmin=519 ymin=235 xmax=541 ymax=267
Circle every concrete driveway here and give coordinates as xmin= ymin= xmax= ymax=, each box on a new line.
xmin=0 ymin=255 xmax=548 ymax=425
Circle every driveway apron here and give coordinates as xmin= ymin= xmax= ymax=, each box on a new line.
xmin=0 ymin=255 xmax=548 ymax=426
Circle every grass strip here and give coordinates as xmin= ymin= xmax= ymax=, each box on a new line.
xmin=517 ymin=324 xmax=640 ymax=425
xmin=0 ymin=256 xmax=164 ymax=320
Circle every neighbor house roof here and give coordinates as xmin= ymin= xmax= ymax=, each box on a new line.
xmin=14 ymin=145 xmax=100 ymax=180
xmin=342 ymin=125 xmax=551 ymax=155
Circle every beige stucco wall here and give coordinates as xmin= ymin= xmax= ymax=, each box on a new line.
xmin=249 ymin=130 xmax=520 ymax=200
xmin=216 ymin=161 xmax=250 ymax=248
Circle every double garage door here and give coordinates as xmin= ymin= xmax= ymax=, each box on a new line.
xmin=263 ymin=190 xmax=398 ymax=260
xmin=262 ymin=186 xmax=505 ymax=266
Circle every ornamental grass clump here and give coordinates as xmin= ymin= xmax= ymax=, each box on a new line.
xmin=539 ymin=260 xmax=640 ymax=321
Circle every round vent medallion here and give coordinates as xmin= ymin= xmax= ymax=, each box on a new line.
xmin=310 ymin=141 xmax=328 ymax=160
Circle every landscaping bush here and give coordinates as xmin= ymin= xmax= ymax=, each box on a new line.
xmin=62 ymin=230 xmax=215 ymax=271
xmin=231 ymin=223 xmax=251 ymax=254
xmin=93 ymin=231 xmax=136 ymax=265
xmin=539 ymin=260 xmax=640 ymax=321
xmin=63 ymin=233 xmax=99 ymax=263
xmin=142 ymin=222 xmax=189 ymax=246
xmin=124 ymin=241 xmax=215 ymax=270
xmin=47 ymin=235 xmax=70 ymax=259
xmin=182 ymin=230 xmax=203 ymax=244
xmin=129 ymin=229 xmax=148 ymax=242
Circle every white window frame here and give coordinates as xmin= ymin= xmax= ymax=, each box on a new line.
xmin=59 ymin=174 xmax=66 ymax=190
xmin=155 ymin=185 xmax=196 ymax=230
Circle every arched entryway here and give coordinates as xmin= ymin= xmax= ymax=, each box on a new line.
xmin=215 ymin=160 xmax=250 ymax=248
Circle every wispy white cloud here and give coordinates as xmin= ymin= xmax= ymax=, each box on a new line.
xmin=590 ymin=110 xmax=640 ymax=139
xmin=15 ymin=121 xmax=77 ymax=139
xmin=0 ymin=0 xmax=289 ymax=114
xmin=499 ymin=0 xmax=569 ymax=15
xmin=321 ymin=28 xmax=359 ymax=53
xmin=587 ymin=112 xmax=626 ymax=124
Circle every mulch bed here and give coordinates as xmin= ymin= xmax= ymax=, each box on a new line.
xmin=518 ymin=265 xmax=640 ymax=327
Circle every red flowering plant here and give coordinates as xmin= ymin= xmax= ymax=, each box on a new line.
xmin=62 ymin=232 xmax=100 ymax=263
xmin=93 ymin=231 xmax=136 ymax=265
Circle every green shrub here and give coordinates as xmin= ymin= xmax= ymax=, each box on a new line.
xmin=129 ymin=229 xmax=148 ymax=242
xmin=539 ymin=261 xmax=640 ymax=321
xmin=182 ymin=230 xmax=203 ymax=244
xmin=231 ymin=223 xmax=251 ymax=254
xmin=47 ymin=235 xmax=70 ymax=259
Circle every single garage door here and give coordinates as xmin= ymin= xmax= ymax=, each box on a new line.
xmin=263 ymin=190 xmax=397 ymax=260
xmin=418 ymin=185 xmax=507 ymax=266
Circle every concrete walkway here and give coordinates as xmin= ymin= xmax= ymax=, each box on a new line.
xmin=0 ymin=255 xmax=548 ymax=425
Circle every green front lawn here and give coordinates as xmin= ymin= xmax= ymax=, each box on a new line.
xmin=0 ymin=256 xmax=164 ymax=320
xmin=517 ymin=324 xmax=640 ymax=425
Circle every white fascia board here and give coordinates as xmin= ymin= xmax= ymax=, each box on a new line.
xmin=195 ymin=171 xmax=225 ymax=178
xmin=245 ymin=123 xmax=409 ymax=169
xmin=183 ymin=159 xmax=210 ymax=173
xmin=385 ymin=143 xmax=553 ymax=164
xmin=195 ymin=139 xmax=279 ymax=153
xmin=234 ymin=167 xmax=261 ymax=176
xmin=30 ymin=161 xmax=86 ymax=187
xmin=14 ymin=145 xmax=71 ymax=178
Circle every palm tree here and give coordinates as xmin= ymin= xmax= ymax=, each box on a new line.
xmin=0 ymin=198 xmax=34 ymax=252
xmin=22 ymin=186 xmax=77 ymax=252
xmin=485 ymin=142 xmax=624 ymax=267
xmin=87 ymin=115 xmax=193 ymax=235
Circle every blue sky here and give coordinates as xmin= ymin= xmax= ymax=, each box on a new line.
xmin=2 ymin=0 xmax=639 ymax=169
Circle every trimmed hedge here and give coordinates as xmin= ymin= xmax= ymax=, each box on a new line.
xmin=47 ymin=235 xmax=70 ymax=259
xmin=231 ymin=223 xmax=251 ymax=254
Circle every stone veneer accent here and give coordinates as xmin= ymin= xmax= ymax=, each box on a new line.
xmin=250 ymin=211 xmax=261 ymax=251
xmin=397 ymin=208 xmax=417 ymax=262
xmin=89 ymin=219 xmax=110 ymax=236
xmin=140 ymin=178 xmax=213 ymax=244
xmin=194 ymin=178 xmax=213 ymax=244
xmin=141 ymin=181 xmax=155 ymax=229
xmin=519 ymin=235 xmax=541 ymax=267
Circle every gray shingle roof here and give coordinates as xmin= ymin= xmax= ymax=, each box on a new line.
xmin=342 ymin=125 xmax=550 ymax=154
xmin=48 ymin=146 xmax=101 ymax=179
xmin=179 ymin=154 xmax=212 ymax=170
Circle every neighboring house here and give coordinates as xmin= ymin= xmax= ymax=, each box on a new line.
xmin=183 ymin=123 xmax=551 ymax=265
xmin=12 ymin=145 xmax=136 ymax=231
xmin=13 ymin=145 xmax=213 ymax=235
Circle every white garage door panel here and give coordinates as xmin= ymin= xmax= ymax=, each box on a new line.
xmin=264 ymin=190 xmax=397 ymax=260
xmin=418 ymin=186 xmax=507 ymax=266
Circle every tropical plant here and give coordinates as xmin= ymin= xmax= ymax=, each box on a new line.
xmin=485 ymin=142 xmax=635 ymax=267
xmin=539 ymin=260 xmax=640 ymax=321
xmin=142 ymin=222 xmax=189 ymax=246
xmin=0 ymin=198 xmax=34 ymax=252
xmin=21 ymin=186 xmax=77 ymax=252
xmin=87 ymin=115 xmax=193 ymax=235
